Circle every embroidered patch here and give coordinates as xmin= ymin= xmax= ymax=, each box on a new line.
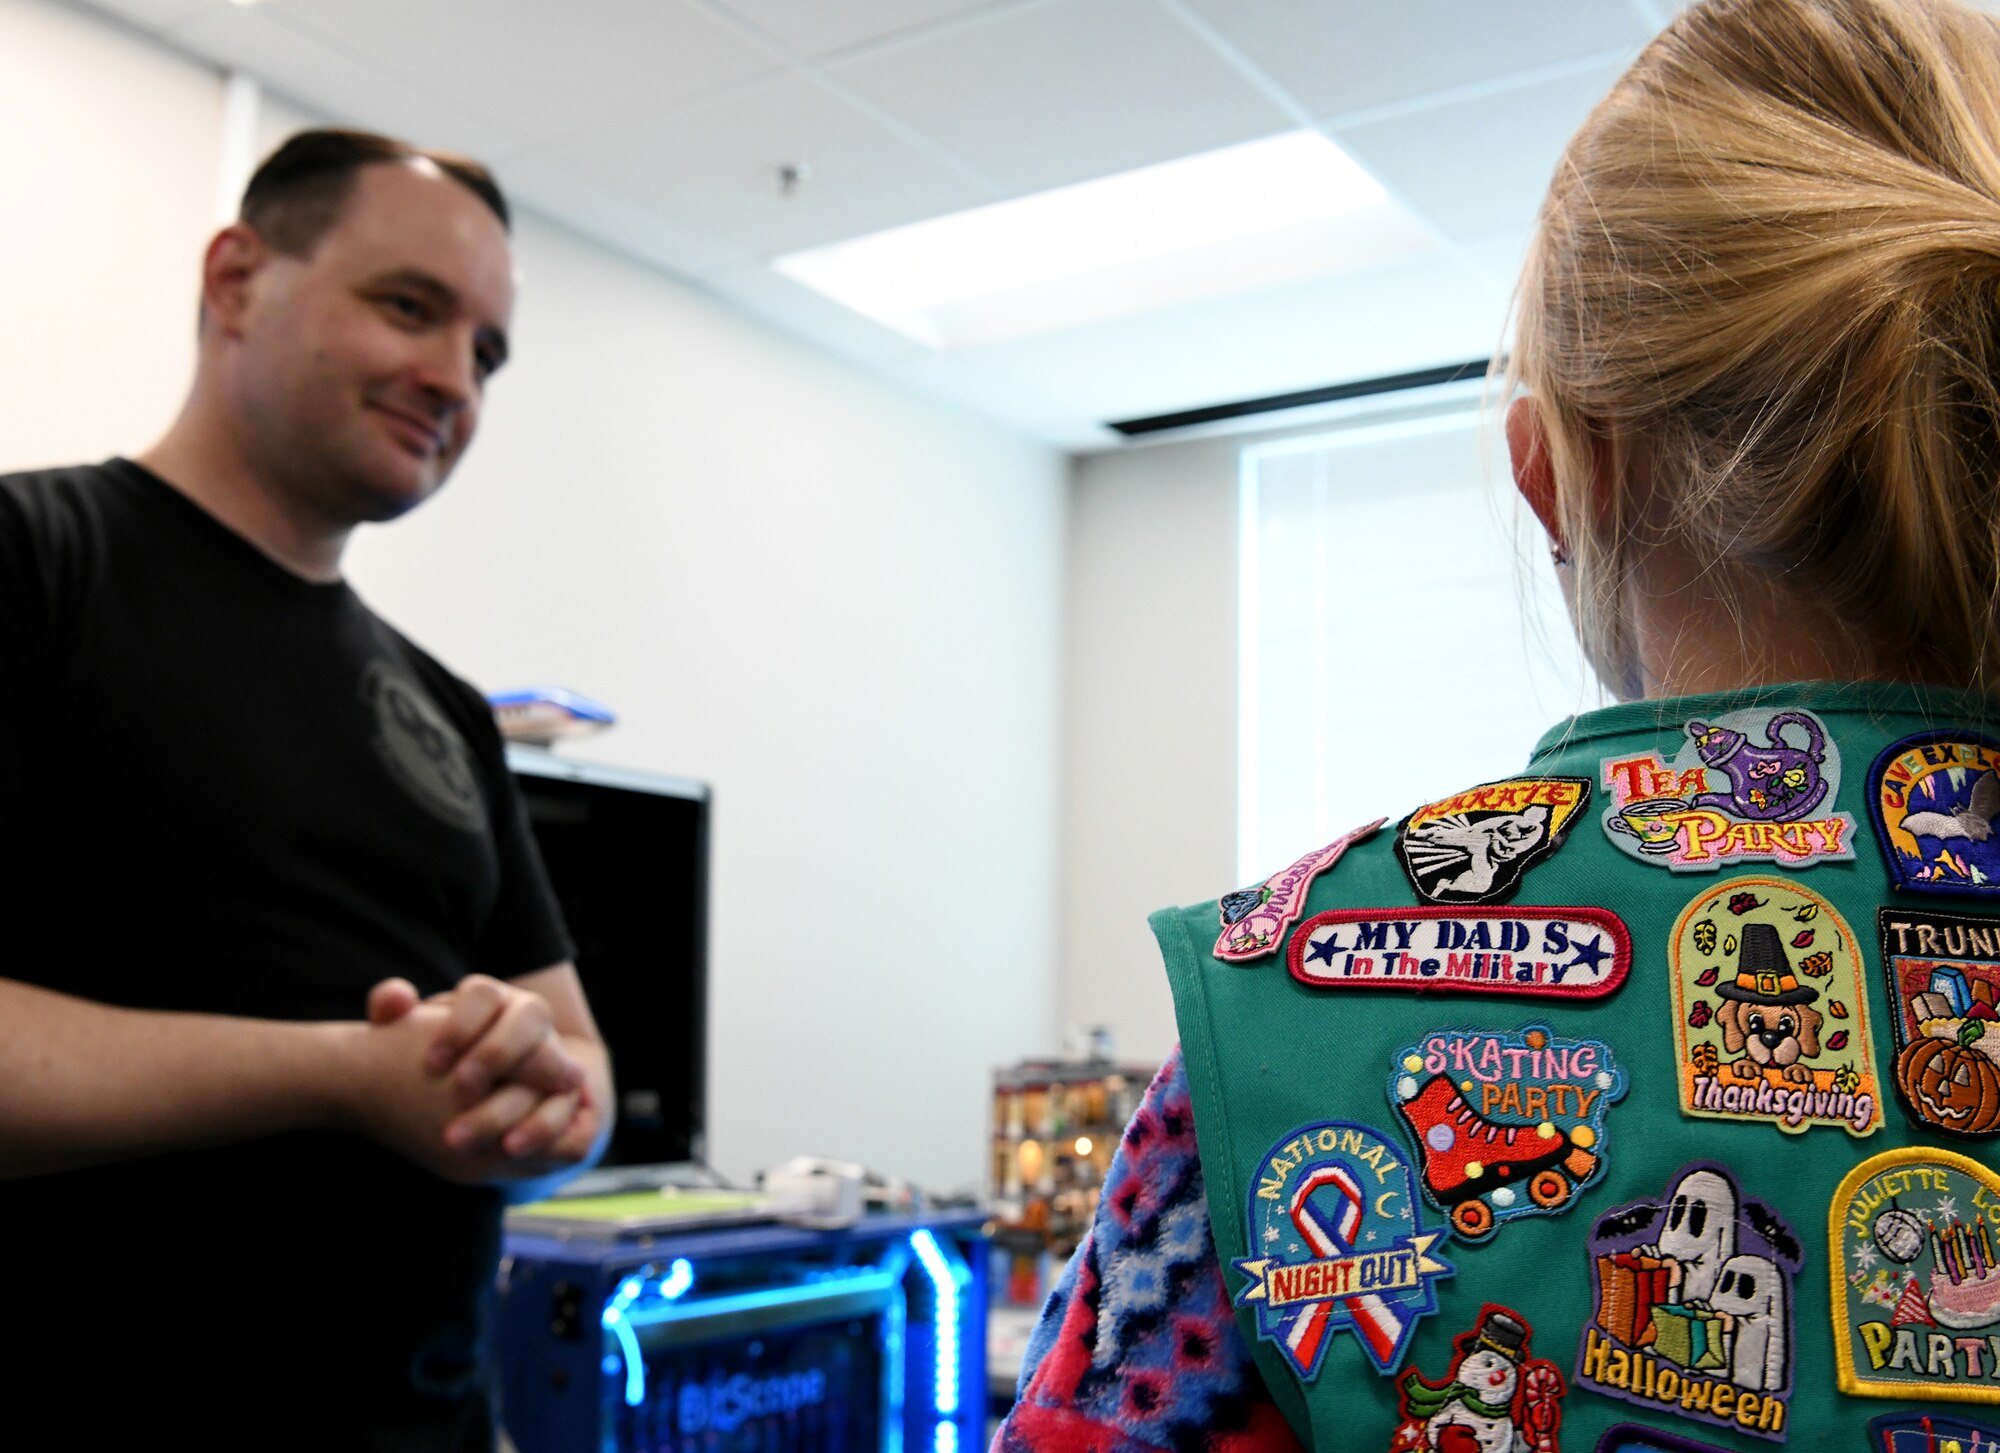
xmin=1591 ymin=1427 xmax=1736 ymax=1453
xmin=1575 ymin=1162 xmax=1802 ymax=1442
xmin=1878 ymin=909 xmax=2000 ymax=1137
xmin=1214 ymin=820 xmax=1384 ymax=963
xmin=1833 ymin=1147 xmax=2000 ymax=1404
xmin=1233 ymin=1119 xmax=1452 ymax=1381
xmin=1392 ymin=777 xmax=1590 ymax=905
xmin=1290 ymin=906 xmax=1630 ymax=997
xmin=1867 ymin=1410 xmax=2000 ymax=1451
xmin=1667 ymin=876 xmax=1882 ymax=1137
xmin=1388 ymin=1025 xmax=1627 ymax=1241
xmin=1387 ymin=1304 xmax=1566 ymax=1453
xmin=1871 ymin=734 xmax=2000 ymax=897
xmin=1599 ymin=708 xmax=1856 ymax=871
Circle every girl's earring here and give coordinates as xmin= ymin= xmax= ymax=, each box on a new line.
xmin=1550 ymin=538 xmax=1571 ymax=568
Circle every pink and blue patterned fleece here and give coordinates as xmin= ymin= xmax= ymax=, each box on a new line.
xmin=991 ymin=1050 xmax=1304 ymax=1453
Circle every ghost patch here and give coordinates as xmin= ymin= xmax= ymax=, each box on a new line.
xmin=1394 ymin=777 xmax=1589 ymax=905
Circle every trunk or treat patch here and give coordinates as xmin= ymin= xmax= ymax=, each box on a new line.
xmin=1599 ymin=709 xmax=1855 ymax=872
xmin=1289 ymin=907 xmax=1629 ymax=998
xmin=1878 ymin=908 xmax=2000 ymax=1138
xmin=1667 ymin=876 xmax=1882 ymax=1137
xmin=1214 ymin=820 xmax=1383 ymax=963
xmin=1233 ymin=1119 xmax=1452 ymax=1381
xmin=1871 ymin=734 xmax=2000 ymax=897
xmin=1386 ymin=1304 xmax=1566 ymax=1453
xmin=1575 ymin=1162 xmax=1802 ymax=1443
xmin=1393 ymin=777 xmax=1590 ymax=905
xmin=1866 ymin=1410 xmax=2000 ymax=1450
xmin=1833 ymin=1147 xmax=2000 ymax=1406
xmin=1388 ymin=1025 xmax=1628 ymax=1242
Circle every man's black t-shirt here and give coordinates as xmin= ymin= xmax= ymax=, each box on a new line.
xmin=0 ymin=460 xmax=573 ymax=1447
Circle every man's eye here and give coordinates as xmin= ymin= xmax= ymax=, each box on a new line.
xmin=383 ymin=294 xmax=428 ymax=321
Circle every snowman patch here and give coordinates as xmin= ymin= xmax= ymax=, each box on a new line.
xmin=1388 ymin=1304 xmax=1565 ymax=1453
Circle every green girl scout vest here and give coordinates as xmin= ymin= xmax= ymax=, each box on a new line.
xmin=1155 ymin=682 xmax=2000 ymax=1453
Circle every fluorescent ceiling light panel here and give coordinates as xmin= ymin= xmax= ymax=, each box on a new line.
xmin=773 ymin=131 xmax=1434 ymax=350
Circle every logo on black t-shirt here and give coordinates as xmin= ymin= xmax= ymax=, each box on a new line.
xmin=362 ymin=661 xmax=488 ymax=834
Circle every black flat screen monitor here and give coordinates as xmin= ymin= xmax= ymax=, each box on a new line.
xmin=507 ymin=747 xmax=710 ymax=1169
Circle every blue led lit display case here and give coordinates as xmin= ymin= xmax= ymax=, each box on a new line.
xmin=497 ymin=1211 xmax=987 ymax=1453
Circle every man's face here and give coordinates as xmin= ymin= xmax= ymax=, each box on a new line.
xmin=231 ymin=160 xmax=515 ymax=524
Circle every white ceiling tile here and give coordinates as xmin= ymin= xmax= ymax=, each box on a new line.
xmin=502 ymin=155 xmax=749 ymax=279
xmin=1333 ymin=63 xmax=1624 ymax=244
xmin=715 ymin=0 xmax=1010 ymax=58
xmin=1458 ymin=229 xmax=1535 ymax=292
xmin=76 ymin=0 xmax=218 ymax=29
xmin=250 ymin=0 xmax=784 ymax=146
xmin=828 ymin=0 xmax=1292 ymax=193
xmin=1181 ymin=0 xmax=1649 ymax=119
xmin=700 ymin=264 xmax=929 ymax=366
xmin=546 ymin=73 xmax=994 ymax=256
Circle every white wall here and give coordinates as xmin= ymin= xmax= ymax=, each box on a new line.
xmin=2 ymin=0 xmax=1065 ymax=1196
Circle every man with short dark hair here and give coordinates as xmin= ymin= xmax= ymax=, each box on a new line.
xmin=0 ymin=129 xmax=611 ymax=1449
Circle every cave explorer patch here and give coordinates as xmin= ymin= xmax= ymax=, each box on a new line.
xmin=1878 ymin=908 xmax=2000 ymax=1138
xmin=1233 ymin=1118 xmax=1452 ymax=1382
xmin=1393 ymin=776 xmax=1590 ymax=905
xmin=1214 ymin=820 xmax=1383 ymax=963
xmin=1289 ymin=906 xmax=1630 ymax=998
xmin=1870 ymin=733 xmax=2000 ymax=897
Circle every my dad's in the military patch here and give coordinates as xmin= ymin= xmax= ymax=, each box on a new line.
xmin=1878 ymin=908 xmax=2000 ymax=1137
xmin=1290 ymin=906 xmax=1629 ymax=998
xmin=1394 ymin=777 xmax=1589 ymax=905
xmin=1871 ymin=733 xmax=2000 ymax=897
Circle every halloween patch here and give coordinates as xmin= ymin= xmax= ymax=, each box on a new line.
xmin=1394 ymin=777 xmax=1590 ymax=905
xmin=1878 ymin=909 xmax=2000 ymax=1137
xmin=1234 ymin=1118 xmax=1452 ymax=1381
xmin=1867 ymin=1410 xmax=2000 ymax=1452
xmin=1290 ymin=907 xmax=1630 ymax=998
xmin=1871 ymin=734 xmax=2000 ymax=897
xmin=1388 ymin=1025 xmax=1628 ymax=1241
xmin=1590 ymin=1428 xmax=1735 ymax=1453
xmin=1599 ymin=708 xmax=1856 ymax=871
xmin=1387 ymin=1304 xmax=1565 ymax=1453
xmin=1667 ymin=876 xmax=1882 ymax=1137
xmin=1833 ymin=1147 xmax=2000 ymax=1405
xmin=1575 ymin=1162 xmax=1802 ymax=1443
xmin=1215 ymin=820 xmax=1384 ymax=962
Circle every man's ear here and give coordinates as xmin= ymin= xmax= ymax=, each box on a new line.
xmin=199 ymin=223 xmax=270 ymax=338
xmin=1506 ymin=395 xmax=1564 ymax=552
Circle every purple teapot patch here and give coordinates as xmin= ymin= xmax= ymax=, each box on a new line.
xmin=1685 ymin=712 xmax=1832 ymax=822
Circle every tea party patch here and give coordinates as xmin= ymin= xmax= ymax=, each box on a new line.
xmin=1214 ymin=819 xmax=1384 ymax=963
xmin=1388 ymin=1024 xmax=1628 ymax=1241
xmin=1289 ymin=907 xmax=1630 ymax=998
xmin=1387 ymin=1304 xmax=1566 ymax=1453
xmin=1667 ymin=876 xmax=1882 ymax=1137
xmin=1233 ymin=1118 xmax=1452 ymax=1381
xmin=1871 ymin=734 xmax=2000 ymax=897
xmin=1599 ymin=708 xmax=1857 ymax=871
xmin=1575 ymin=1162 xmax=1802 ymax=1442
xmin=1394 ymin=777 xmax=1591 ymax=905
xmin=1878 ymin=909 xmax=2000 ymax=1137
xmin=1866 ymin=1410 xmax=2000 ymax=1452
xmin=1833 ymin=1147 xmax=2000 ymax=1405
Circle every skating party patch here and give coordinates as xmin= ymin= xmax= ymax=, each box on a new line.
xmin=1394 ymin=777 xmax=1590 ymax=905
xmin=1871 ymin=734 xmax=2000 ymax=897
xmin=1599 ymin=708 xmax=1856 ymax=872
xmin=1667 ymin=876 xmax=1882 ymax=1137
xmin=1388 ymin=1025 xmax=1628 ymax=1241
xmin=1879 ymin=909 xmax=2000 ymax=1138
xmin=1387 ymin=1304 xmax=1566 ymax=1453
xmin=1833 ymin=1147 xmax=2000 ymax=1405
xmin=1591 ymin=1428 xmax=1735 ymax=1453
xmin=1215 ymin=820 xmax=1384 ymax=963
xmin=1867 ymin=1410 xmax=2000 ymax=1452
xmin=1575 ymin=1162 xmax=1802 ymax=1442
xmin=1233 ymin=1119 xmax=1452 ymax=1381
xmin=1289 ymin=907 xmax=1630 ymax=998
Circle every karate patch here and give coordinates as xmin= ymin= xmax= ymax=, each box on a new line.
xmin=1591 ymin=1427 xmax=1736 ymax=1453
xmin=1575 ymin=1162 xmax=1802 ymax=1443
xmin=1387 ymin=1304 xmax=1566 ymax=1453
xmin=1389 ymin=1024 xmax=1628 ymax=1241
xmin=1290 ymin=906 xmax=1630 ymax=998
xmin=1667 ymin=876 xmax=1882 ymax=1137
xmin=1879 ymin=909 xmax=2000 ymax=1137
xmin=1599 ymin=708 xmax=1856 ymax=872
xmin=1234 ymin=1119 xmax=1452 ymax=1381
xmin=1215 ymin=819 xmax=1383 ymax=963
xmin=1832 ymin=1147 xmax=2000 ymax=1405
xmin=1867 ymin=1410 xmax=2000 ymax=1451
xmin=1394 ymin=777 xmax=1590 ymax=905
xmin=1871 ymin=733 xmax=2000 ymax=897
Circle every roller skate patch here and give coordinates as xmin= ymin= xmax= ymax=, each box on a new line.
xmin=1214 ymin=820 xmax=1384 ymax=963
xmin=1832 ymin=1147 xmax=2000 ymax=1404
xmin=1388 ymin=1304 xmax=1566 ymax=1453
xmin=1290 ymin=906 xmax=1630 ymax=999
xmin=1599 ymin=708 xmax=1856 ymax=872
xmin=1394 ymin=777 xmax=1590 ymax=905
xmin=1668 ymin=876 xmax=1883 ymax=1137
xmin=1388 ymin=1025 xmax=1628 ymax=1241
xmin=1878 ymin=908 xmax=2000 ymax=1138
xmin=1234 ymin=1119 xmax=1452 ymax=1381
xmin=1870 ymin=733 xmax=2000 ymax=897
xmin=1575 ymin=1162 xmax=1802 ymax=1443
xmin=1867 ymin=1411 xmax=2000 ymax=1451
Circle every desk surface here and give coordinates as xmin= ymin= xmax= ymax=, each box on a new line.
xmin=504 ymin=1205 xmax=989 ymax=1267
